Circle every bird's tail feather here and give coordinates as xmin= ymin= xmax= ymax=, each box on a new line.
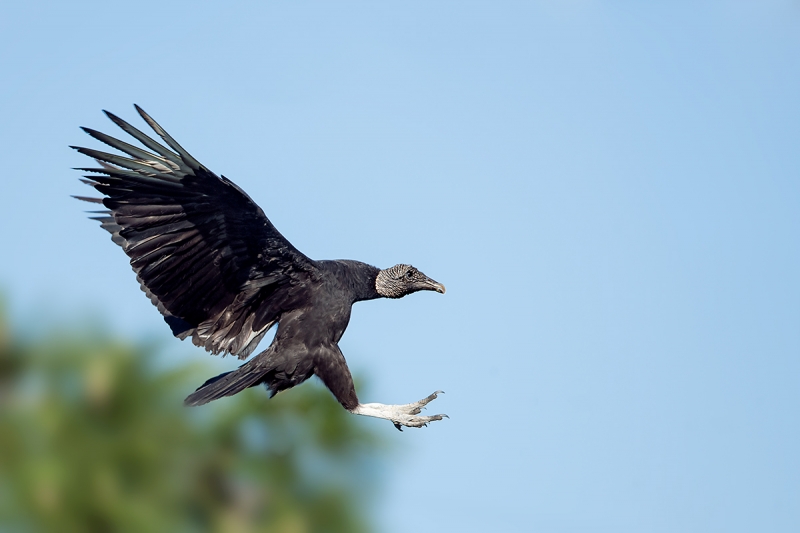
xmin=184 ymin=361 xmax=265 ymax=406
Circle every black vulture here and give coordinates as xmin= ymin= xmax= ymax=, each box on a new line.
xmin=72 ymin=105 xmax=447 ymax=430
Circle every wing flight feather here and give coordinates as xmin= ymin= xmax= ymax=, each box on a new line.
xmin=73 ymin=106 xmax=318 ymax=359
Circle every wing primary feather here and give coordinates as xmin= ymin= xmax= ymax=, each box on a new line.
xmin=134 ymin=105 xmax=202 ymax=171
xmin=76 ymin=167 xmax=183 ymax=185
xmin=82 ymin=173 xmax=186 ymax=193
xmin=80 ymin=127 xmax=163 ymax=163
xmin=70 ymin=146 xmax=167 ymax=175
xmin=103 ymin=110 xmax=182 ymax=166
xmin=78 ymin=165 xmax=180 ymax=179
xmin=72 ymin=195 xmax=103 ymax=204
xmin=95 ymin=159 xmax=120 ymax=171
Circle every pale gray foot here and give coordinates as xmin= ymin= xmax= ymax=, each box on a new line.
xmin=351 ymin=390 xmax=448 ymax=431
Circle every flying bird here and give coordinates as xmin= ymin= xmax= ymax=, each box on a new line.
xmin=72 ymin=105 xmax=447 ymax=430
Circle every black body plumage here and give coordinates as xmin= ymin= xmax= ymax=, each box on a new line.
xmin=73 ymin=106 xmax=445 ymax=416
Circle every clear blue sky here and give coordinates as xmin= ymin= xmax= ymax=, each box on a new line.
xmin=1 ymin=2 xmax=798 ymax=531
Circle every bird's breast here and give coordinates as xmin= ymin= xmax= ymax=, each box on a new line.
xmin=285 ymin=292 xmax=352 ymax=346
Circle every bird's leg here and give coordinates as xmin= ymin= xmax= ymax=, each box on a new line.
xmin=351 ymin=390 xmax=448 ymax=431
xmin=314 ymin=347 xmax=447 ymax=430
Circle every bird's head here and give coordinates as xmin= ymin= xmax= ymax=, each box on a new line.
xmin=375 ymin=264 xmax=446 ymax=299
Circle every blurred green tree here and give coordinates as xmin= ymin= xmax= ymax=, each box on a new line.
xmin=0 ymin=307 xmax=385 ymax=533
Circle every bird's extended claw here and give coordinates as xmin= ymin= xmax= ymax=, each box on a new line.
xmin=354 ymin=391 xmax=447 ymax=429
xmin=391 ymin=392 xmax=448 ymax=428
xmin=402 ymin=390 xmax=445 ymax=414
xmin=390 ymin=413 xmax=448 ymax=429
xmin=426 ymin=390 xmax=444 ymax=402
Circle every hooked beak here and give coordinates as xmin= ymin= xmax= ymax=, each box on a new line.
xmin=425 ymin=278 xmax=446 ymax=294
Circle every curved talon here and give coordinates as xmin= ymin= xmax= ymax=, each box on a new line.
xmin=392 ymin=412 xmax=448 ymax=429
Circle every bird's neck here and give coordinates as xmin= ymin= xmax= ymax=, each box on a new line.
xmin=322 ymin=260 xmax=382 ymax=302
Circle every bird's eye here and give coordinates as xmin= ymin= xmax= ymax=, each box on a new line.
xmin=405 ymin=270 xmax=415 ymax=280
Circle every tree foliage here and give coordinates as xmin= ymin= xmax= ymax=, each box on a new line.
xmin=0 ymin=310 xmax=385 ymax=533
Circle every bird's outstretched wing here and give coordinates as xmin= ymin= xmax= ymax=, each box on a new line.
xmin=73 ymin=105 xmax=318 ymax=359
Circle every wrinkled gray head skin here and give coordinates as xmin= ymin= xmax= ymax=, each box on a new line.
xmin=375 ymin=264 xmax=446 ymax=299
